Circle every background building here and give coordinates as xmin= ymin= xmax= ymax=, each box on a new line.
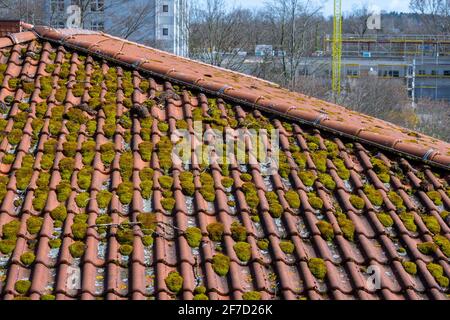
xmin=44 ymin=0 xmax=188 ymax=56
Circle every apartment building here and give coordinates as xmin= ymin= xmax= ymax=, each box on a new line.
xmin=44 ymin=0 xmax=188 ymax=56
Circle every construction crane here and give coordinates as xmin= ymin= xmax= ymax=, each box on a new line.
xmin=332 ymin=0 xmax=343 ymax=98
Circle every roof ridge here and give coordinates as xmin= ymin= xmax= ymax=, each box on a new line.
xmin=3 ymin=26 xmax=449 ymax=170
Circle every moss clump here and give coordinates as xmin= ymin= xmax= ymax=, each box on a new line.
xmin=20 ymin=252 xmax=36 ymax=266
xmin=279 ymin=240 xmax=295 ymax=254
xmin=311 ymin=151 xmax=328 ymax=173
xmin=22 ymin=81 xmax=35 ymax=95
xmin=434 ymin=235 xmax=450 ymax=257
xmin=378 ymin=213 xmax=394 ymax=228
xmin=0 ymin=239 xmax=16 ymax=254
xmin=119 ymin=152 xmax=133 ymax=179
xmin=427 ymin=263 xmax=449 ymax=287
xmin=161 ymin=197 xmax=175 ymax=211
xmin=441 ymin=211 xmax=449 ymax=220
xmin=26 ymin=216 xmax=43 ymax=235
xmin=15 ymin=280 xmax=31 ymax=294
xmin=69 ymin=241 xmax=85 ymax=258
xmin=137 ymin=212 xmax=157 ymax=235
xmin=2 ymin=153 xmax=15 ymax=165
xmin=138 ymin=141 xmax=153 ymax=162
xmin=212 ymin=253 xmax=230 ymax=276
xmin=50 ymin=205 xmax=67 ymax=222
xmin=318 ymin=173 xmax=336 ymax=190
xmin=308 ymin=195 xmax=323 ymax=210
xmin=41 ymin=294 xmax=56 ymax=300
xmin=422 ymin=215 xmax=440 ymax=234
xmin=8 ymin=128 xmax=23 ymax=145
xmin=417 ymin=242 xmax=438 ymax=255
xmin=158 ymin=176 xmax=173 ymax=190
xmin=266 ymin=191 xmax=283 ymax=218
xmin=193 ymin=293 xmax=209 ymax=300
xmin=200 ymin=173 xmax=216 ymax=203
xmin=349 ymin=195 xmax=365 ymax=210
xmin=100 ymin=142 xmax=115 ymax=166
xmin=316 ymin=220 xmax=334 ymax=241
xmin=402 ymin=261 xmax=417 ymax=275
xmin=221 ymin=177 xmax=234 ymax=189
xmin=388 ymin=191 xmax=404 ymax=209
xmin=399 ymin=212 xmax=417 ymax=232
xmin=308 ymin=258 xmax=327 ymax=280
xmin=140 ymin=169 xmax=154 ymax=200
xmin=242 ymin=291 xmax=261 ymax=300
xmin=371 ymin=158 xmax=390 ymax=183
xmin=48 ymin=239 xmax=62 ymax=249
xmin=230 ymin=222 xmax=247 ymax=242
xmin=337 ymin=215 xmax=355 ymax=241
xmin=75 ymin=192 xmax=90 ymax=208
xmin=185 ymin=227 xmax=202 ymax=248
xmin=62 ymin=141 xmax=78 ymax=158
xmin=233 ymin=242 xmax=251 ymax=262
xmin=207 ymin=222 xmax=224 ymax=242
xmin=257 ymin=239 xmax=269 ymax=250
xmin=165 ymin=271 xmax=183 ymax=293
xmin=56 ymin=181 xmax=72 ymax=202
xmin=119 ymin=244 xmax=133 ymax=256
xmin=363 ymin=184 xmax=383 ymax=207
xmin=285 ymin=190 xmax=300 ymax=209
xmin=142 ymin=235 xmax=154 ymax=247
xmin=117 ymin=182 xmax=133 ymax=205
xmin=59 ymin=158 xmax=75 ymax=180
xmin=426 ymin=191 xmax=442 ymax=206
xmin=80 ymin=140 xmax=95 ymax=165
xmin=298 ymin=171 xmax=317 ymax=187
xmin=97 ymin=190 xmax=112 ymax=209
xmin=179 ymin=171 xmax=195 ymax=196
xmin=116 ymin=226 xmax=134 ymax=245
xmin=77 ymin=167 xmax=92 ymax=190
xmin=158 ymin=122 xmax=169 ymax=133
xmin=71 ymin=222 xmax=88 ymax=240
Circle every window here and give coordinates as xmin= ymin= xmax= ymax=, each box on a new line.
xmin=91 ymin=0 xmax=105 ymax=12
xmin=444 ymin=70 xmax=450 ymax=76
xmin=418 ymin=70 xmax=426 ymax=75
xmin=51 ymin=0 xmax=65 ymax=12
xmin=51 ymin=20 xmax=65 ymax=28
xmin=163 ymin=28 xmax=169 ymax=36
xmin=383 ymin=70 xmax=400 ymax=78
xmin=431 ymin=70 xmax=437 ymax=75
xmin=163 ymin=5 xmax=169 ymax=12
xmin=346 ymin=69 xmax=358 ymax=77
xmin=91 ymin=21 xmax=104 ymax=31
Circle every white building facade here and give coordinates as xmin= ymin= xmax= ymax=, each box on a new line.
xmin=45 ymin=0 xmax=188 ymax=57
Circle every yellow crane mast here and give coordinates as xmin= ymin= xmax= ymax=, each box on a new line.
xmin=332 ymin=0 xmax=343 ymax=98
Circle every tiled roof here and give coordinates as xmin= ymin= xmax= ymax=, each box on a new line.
xmin=0 ymin=26 xmax=449 ymax=300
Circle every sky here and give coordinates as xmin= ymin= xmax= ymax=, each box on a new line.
xmin=232 ymin=0 xmax=411 ymax=17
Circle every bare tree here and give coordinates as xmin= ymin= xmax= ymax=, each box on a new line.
xmin=105 ymin=1 xmax=156 ymax=42
xmin=414 ymin=98 xmax=450 ymax=141
xmin=0 ymin=0 xmax=46 ymax=25
xmin=410 ymin=0 xmax=450 ymax=34
xmin=260 ymin=0 xmax=322 ymax=89
xmin=343 ymin=5 xmax=371 ymax=36
xmin=189 ymin=0 xmax=251 ymax=71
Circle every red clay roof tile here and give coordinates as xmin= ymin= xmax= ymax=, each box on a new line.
xmin=0 ymin=27 xmax=448 ymax=301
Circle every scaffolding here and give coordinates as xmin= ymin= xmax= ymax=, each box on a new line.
xmin=325 ymin=34 xmax=450 ymax=59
